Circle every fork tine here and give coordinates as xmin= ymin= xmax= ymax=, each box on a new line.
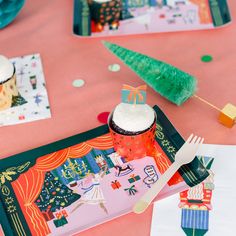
xmin=195 ymin=137 xmax=202 ymax=144
xmin=191 ymin=135 xmax=198 ymax=144
xmin=195 ymin=137 xmax=204 ymax=150
xmin=186 ymin=134 xmax=194 ymax=143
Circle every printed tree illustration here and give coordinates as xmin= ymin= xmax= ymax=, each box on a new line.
xmin=35 ymin=171 xmax=81 ymax=212
xmin=11 ymin=93 xmax=27 ymax=107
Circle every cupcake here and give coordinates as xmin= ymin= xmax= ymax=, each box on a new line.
xmin=0 ymin=55 xmax=19 ymax=111
xmin=109 ymin=103 xmax=156 ymax=135
xmin=108 ymin=84 xmax=156 ymax=160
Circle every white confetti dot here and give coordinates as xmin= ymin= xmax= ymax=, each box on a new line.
xmin=108 ymin=64 xmax=121 ymax=72
xmin=72 ymin=79 xmax=85 ymax=88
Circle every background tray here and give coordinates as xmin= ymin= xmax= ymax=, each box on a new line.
xmin=73 ymin=0 xmax=231 ymax=37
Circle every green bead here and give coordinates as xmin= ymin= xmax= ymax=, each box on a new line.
xmin=201 ymin=55 xmax=213 ymax=63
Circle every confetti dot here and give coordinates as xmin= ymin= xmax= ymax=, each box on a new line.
xmin=108 ymin=64 xmax=120 ymax=72
xmin=72 ymin=79 xmax=85 ymax=88
xmin=159 ymin=14 xmax=166 ymax=19
xmin=97 ymin=112 xmax=110 ymax=124
xmin=201 ymin=55 xmax=213 ymax=63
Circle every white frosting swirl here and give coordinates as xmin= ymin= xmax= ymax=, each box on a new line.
xmin=0 ymin=55 xmax=14 ymax=83
xmin=112 ymin=103 xmax=155 ymax=132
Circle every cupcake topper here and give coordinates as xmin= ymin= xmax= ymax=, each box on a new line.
xmin=122 ymin=84 xmax=147 ymax=105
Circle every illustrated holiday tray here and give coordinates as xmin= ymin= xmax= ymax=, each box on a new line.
xmin=0 ymin=105 xmax=209 ymax=236
xmin=73 ymin=0 xmax=231 ymax=37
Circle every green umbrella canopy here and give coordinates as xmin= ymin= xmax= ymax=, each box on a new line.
xmin=103 ymin=41 xmax=197 ymax=106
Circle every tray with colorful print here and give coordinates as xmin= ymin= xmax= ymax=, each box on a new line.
xmin=0 ymin=105 xmax=209 ymax=236
xmin=73 ymin=0 xmax=231 ymax=37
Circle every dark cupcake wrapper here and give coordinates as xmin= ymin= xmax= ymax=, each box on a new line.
xmin=109 ymin=113 xmax=156 ymax=136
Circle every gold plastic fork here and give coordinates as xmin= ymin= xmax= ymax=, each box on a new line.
xmin=133 ymin=134 xmax=204 ymax=214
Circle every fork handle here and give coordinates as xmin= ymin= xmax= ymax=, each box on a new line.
xmin=133 ymin=162 xmax=180 ymax=213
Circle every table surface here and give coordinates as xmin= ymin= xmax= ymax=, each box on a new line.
xmin=0 ymin=0 xmax=236 ymax=236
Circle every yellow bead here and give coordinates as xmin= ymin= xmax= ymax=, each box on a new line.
xmin=218 ymin=103 xmax=236 ymax=128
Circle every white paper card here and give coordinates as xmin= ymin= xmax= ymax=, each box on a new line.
xmin=151 ymin=144 xmax=236 ymax=236
xmin=0 ymin=54 xmax=51 ymax=126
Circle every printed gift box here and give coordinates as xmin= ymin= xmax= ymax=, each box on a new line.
xmin=42 ymin=209 xmax=55 ymax=221
xmin=53 ymin=216 xmax=68 ymax=228
xmin=55 ymin=209 xmax=68 ymax=219
xmin=128 ymin=174 xmax=141 ymax=183
xmin=111 ymin=180 xmax=121 ymax=189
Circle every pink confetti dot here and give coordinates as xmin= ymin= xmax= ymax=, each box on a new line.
xmin=97 ymin=112 xmax=110 ymax=124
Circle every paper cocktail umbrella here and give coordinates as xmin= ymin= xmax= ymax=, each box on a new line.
xmin=103 ymin=41 xmax=236 ymax=128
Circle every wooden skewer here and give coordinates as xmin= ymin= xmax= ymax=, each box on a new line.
xmin=193 ymin=95 xmax=236 ymax=127
xmin=193 ymin=94 xmax=221 ymax=112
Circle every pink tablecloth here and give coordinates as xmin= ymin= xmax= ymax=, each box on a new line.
xmin=0 ymin=0 xmax=236 ymax=236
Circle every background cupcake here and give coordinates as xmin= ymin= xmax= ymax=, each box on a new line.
xmin=0 ymin=55 xmax=19 ymax=111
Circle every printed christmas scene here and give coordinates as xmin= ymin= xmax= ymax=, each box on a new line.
xmin=5 ymin=130 xmax=195 ymax=236
xmin=33 ymin=150 xmax=167 ymax=235
xmin=8 ymin=132 xmax=188 ymax=236
xmin=75 ymin=0 xmax=230 ymax=37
